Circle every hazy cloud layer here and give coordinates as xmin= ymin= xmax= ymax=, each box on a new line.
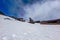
xmin=1 ymin=0 xmax=60 ymax=21
xmin=24 ymin=0 xmax=60 ymax=21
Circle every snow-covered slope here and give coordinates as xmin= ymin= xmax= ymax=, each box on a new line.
xmin=0 ymin=15 xmax=60 ymax=40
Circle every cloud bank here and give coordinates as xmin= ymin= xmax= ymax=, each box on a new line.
xmin=7 ymin=0 xmax=41 ymax=18
xmin=24 ymin=0 xmax=60 ymax=21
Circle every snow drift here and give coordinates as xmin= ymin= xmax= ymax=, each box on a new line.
xmin=0 ymin=15 xmax=60 ymax=40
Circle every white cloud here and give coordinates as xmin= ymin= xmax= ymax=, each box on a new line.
xmin=24 ymin=0 xmax=60 ymax=21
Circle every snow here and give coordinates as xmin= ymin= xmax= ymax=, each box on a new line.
xmin=0 ymin=15 xmax=60 ymax=40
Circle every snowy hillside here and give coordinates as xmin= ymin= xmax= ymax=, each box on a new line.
xmin=0 ymin=15 xmax=60 ymax=40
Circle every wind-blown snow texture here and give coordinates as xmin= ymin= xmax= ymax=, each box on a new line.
xmin=0 ymin=15 xmax=60 ymax=40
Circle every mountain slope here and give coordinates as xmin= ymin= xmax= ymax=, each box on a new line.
xmin=0 ymin=15 xmax=60 ymax=40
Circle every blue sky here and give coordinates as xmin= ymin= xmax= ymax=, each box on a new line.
xmin=0 ymin=0 xmax=42 ymax=17
xmin=0 ymin=0 xmax=14 ymax=16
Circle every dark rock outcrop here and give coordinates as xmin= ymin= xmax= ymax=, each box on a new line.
xmin=4 ymin=18 xmax=11 ymax=20
xmin=17 ymin=18 xmax=25 ymax=22
xmin=29 ymin=18 xmax=35 ymax=24
xmin=28 ymin=18 xmax=60 ymax=24
xmin=40 ymin=19 xmax=60 ymax=24
xmin=0 ymin=11 xmax=60 ymax=24
xmin=35 ymin=21 xmax=40 ymax=23
xmin=0 ymin=11 xmax=5 ymax=15
xmin=10 ymin=16 xmax=25 ymax=22
xmin=29 ymin=18 xmax=40 ymax=24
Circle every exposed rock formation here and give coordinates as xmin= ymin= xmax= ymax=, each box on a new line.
xmin=40 ymin=19 xmax=60 ymax=24
xmin=17 ymin=18 xmax=25 ymax=22
xmin=28 ymin=18 xmax=60 ymax=24
xmin=4 ymin=18 xmax=11 ymax=20
xmin=0 ymin=11 xmax=5 ymax=15
xmin=29 ymin=18 xmax=35 ymax=24
xmin=0 ymin=11 xmax=60 ymax=24
xmin=10 ymin=16 xmax=25 ymax=22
